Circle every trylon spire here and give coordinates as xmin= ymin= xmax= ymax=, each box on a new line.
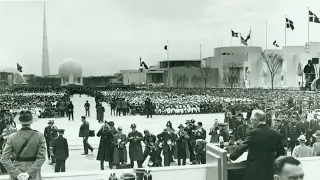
xmin=42 ymin=1 xmax=50 ymax=76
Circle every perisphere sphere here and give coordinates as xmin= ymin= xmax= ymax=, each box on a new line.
xmin=0 ymin=65 xmax=20 ymax=74
xmin=58 ymin=58 xmax=82 ymax=79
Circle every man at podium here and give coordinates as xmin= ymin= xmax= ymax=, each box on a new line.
xmin=229 ymin=109 xmax=286 ymax=180
xmin=304 ymin=60 xmax=316 ymax=91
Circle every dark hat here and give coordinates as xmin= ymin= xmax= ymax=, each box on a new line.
xmin=117 ymin=126 xmax=123 ymax=131
xmin=14 ymin=110 xmax=38 ymax=125
xmin=58 ymin=129 xmax=65 ymax=133
xmin=130 ymin=123 xmax=136 ymax=128
xmin=48 ymin=120 xmax=54 ymax=124
xmin=178 ymin=124 xmax=184 ymax=128
xmin=185 ymin=120 xmax=190 ymax=124
xmin=190 ymin=119 xmax=195 ymax=123
xmin=120 ymin=173 xmax=136 ymax=180
xmin=166 ymin=121 xmax=172 ymax=126
xmin=81 ymin=116 xmax=86 ymax=119
xmin=108 ymin=121 xmax=115 ymax=126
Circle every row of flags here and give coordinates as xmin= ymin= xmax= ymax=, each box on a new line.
xmin=230 ymin=9 xmax=320 ymax=48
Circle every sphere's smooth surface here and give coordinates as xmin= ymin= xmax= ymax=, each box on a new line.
xmin=0 ymin=65 xmax=20 ymax=74
xmin=58 ymin=58 xmax=82 ymax=78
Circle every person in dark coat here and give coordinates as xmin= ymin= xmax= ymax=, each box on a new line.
xmin=127 ymin=123 xmax=144 ymax=168
xmin=79 ymin=116 xmax=93 ymax=155
xmin=96 ymin=121 xmax=114 ymax=170
xmin=230 ymin=109 xmax=286 ymax=180
xmin=52 ymin=129 xmax=69 ymax=172
xmin=67 ymin=101 xmax=74 ymax=121
xmin=185 ymin=120 xmax=196 ymax=164
xmin=157 ymin=127 xmax=176 ymax=166
xmin=96 ymin=103 xmax=105 ymax=123
xmin=304 ymin=60 xmax=315 ymax=90
xmin=176 ymin=124 xmax=189 ymax=166
xmin=142 ymin=129 xmax=157 ymax=163
xmin=113 ymin=126 xmax=127 ymax=166
xmin=237 ymin=119 xmax=249 ymax=141
xmin=148 ymin=141 xmax=162 ymax=167
xmin=145 ymin=98 xmax=153 ymax=118
xmin=44 ymin=120 xmax=58 ymax=164
xmin=84 ymin=100 xmax=90 ymax=117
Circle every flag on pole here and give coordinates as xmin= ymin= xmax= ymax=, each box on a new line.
xmin=141 ymin=61 xmax=149 ymax=69
xmin=273 ymin=40 xmax=279 ymax=47
xmin=241 ymin=36 xmax=248 ymax=46
xmin=139 ymin=57 xmax=142 ymax=67
xmin=231 ymin=30 xmax=239 ymax=37
xmin=17 ymin=63 xmax=22 ymax=72
xmin=245 ymin=29 xmax=251 ymax=41
xmin=309 ymin=10 xmax=320 ymax=23
xmin=164 ymin=45 xmax=168 ymax=50
xmin=286 ymin=18 xmax=294 ymax=30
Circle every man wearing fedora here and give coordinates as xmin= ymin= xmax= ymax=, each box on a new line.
xmin=52 ymin=129 xmax=69 ymax=172
xmin=0 ymin=110 xmax=46 ymax=180
xmin=312 ymin=130 xmax=320 ymax=156
xmin=44 ymin=120 xmax=58 ymax=164
xmin=292 ymin=135 xmax=312 ymax=158
xmin=127 ymin=124 xmax=144 ymax=168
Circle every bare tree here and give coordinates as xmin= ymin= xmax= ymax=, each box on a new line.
xmin=222 ymin=62 xmax=240 ymax=88
xmin=191 ymin=75 xmax=201 ymax=87
xmin=199 ymin=67 xmax=212 ymax=88
xmin=260 ymin=52 xmax=283 ymax=89
xmin=181 ymin=74 xmax=189 ymax=87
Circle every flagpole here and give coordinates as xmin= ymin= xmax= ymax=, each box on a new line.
xmin=285 ymin=15 xmax=287 ymax=46
xmin=200 ymin=44 xmax=202 ymax=60
xmin=266 ymin=21 xmax=268 ymax=49
xmin=250 ymin=26 xmax=252 ymax=46
xmin=167 ymin=40 xmax=169 ymax=61
xmin=308 ymin=7 xmax=310 ymax=44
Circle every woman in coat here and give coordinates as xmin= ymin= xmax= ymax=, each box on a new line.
xmin=113 ymin=126 xmax=127 ymax=166
xmin=96 ymin=121 xmax=114 ymax=170
xmin=128 ymin=124 xmax=144 ymax=168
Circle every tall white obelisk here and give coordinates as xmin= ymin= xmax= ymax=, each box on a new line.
xmin=42 ymin=2 xmax=50 ymax=76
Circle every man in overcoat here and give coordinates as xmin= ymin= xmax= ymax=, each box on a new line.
xmin=79 ymin=116 xmax=93 ymax=155
xmin=52 ymin=129 xmax=69 ymax=172
xmin=142 ymin=129 xmax=156 ymax=163
xmin=230 ymin=110 xmax=285 ymax=180
xmin=113 ymin=126 xmax=127 ymax=166
xmin=44 ymin=120 xmax=58 ymax=164
xmin=96 ymin=121 xmax=114 ymax=170
xmin=127 ymin=124 xmax=144 ymax=168
xmin=1 ymin=110 xmax=46 ymax=180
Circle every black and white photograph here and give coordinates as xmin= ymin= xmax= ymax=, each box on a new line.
xmin=0 ymin=0 xmax=320 ymax=180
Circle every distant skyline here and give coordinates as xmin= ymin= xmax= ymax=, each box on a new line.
xmin=0 ymin=0 xmax=319 ymax=76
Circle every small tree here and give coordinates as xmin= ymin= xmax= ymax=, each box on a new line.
xmin=222 ymin=62 xmax=240 ymax=88
xmin=199 ymin=67 xmax=212 ymax=88
xmin=191 ymin=75 xmax=201 ymax=87
xmin=260 ymin=52 xmax=283 ymax=89
xmin=173 ymin=73 xmax=181 ymax=87
xmin=181 ymin=74 xmax=189 ymax=88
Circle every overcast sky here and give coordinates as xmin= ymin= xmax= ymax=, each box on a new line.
xmin=0 ymin=0 xmax=318 ymax=76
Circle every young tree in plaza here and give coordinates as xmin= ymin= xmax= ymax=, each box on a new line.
xmin=260 ymin=52 xmax=283 ymax=90
xmin=222 ymin=62 xmax=240 ymax=89
xmin=199 ymin=67 xmax=212 ymax=88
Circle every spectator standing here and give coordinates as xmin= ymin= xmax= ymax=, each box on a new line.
xmin=312 ymin=130 xmax=320 ymax=156
xmin=292 ymin=135 xmax=312 ymax=158
xmin=67 ymin=101 xmax=74 ymax=121
xmin=52 ymin=129 xmax=69 ymax=172
xmin=43 ymin=120 xmax=58 ymax=164
xmin=84 ymin=100 xmax=90 ymax=117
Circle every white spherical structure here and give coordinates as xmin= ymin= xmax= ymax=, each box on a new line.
xmin=58 ymin=58 xmax=83 ymax=85
xmin=0 ymin=65 xmax=20 ymax=74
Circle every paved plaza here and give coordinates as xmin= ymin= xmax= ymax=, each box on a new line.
xmin=16 ymin=95 xmax=228 ymax=172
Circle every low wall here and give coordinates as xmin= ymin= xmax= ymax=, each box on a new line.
xmin=0 ymin=164 xmax=217 ymax=180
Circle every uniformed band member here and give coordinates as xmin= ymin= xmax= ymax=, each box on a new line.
xmin=44 ymin=120 xmax=58 ymax=164
xmin=128 ymin=124 xmax=144 ymax=168
xmin=113 ymin=126 xmax=128 ymax=167
xmin=275 ymin=118 xmax=287 ymax=146
xmin=287 ymin=116 xmax=302 ymax=154
xmin=157 ymin=127 xmax=176 ymax=166
xmin=142 ymin=129 xmax=156 ymax=163
xmin=176 ymin=124 xmax=189 ymax=166
xmin=185 ymin=120 xmax=196 ymax=164
xmin=52 ymin=129 xmax=69 ymax=172
xmin=0 ymin=110 xmax=46 ymax=180
xmin=237 ymin=119 xmax=249 ymax=141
